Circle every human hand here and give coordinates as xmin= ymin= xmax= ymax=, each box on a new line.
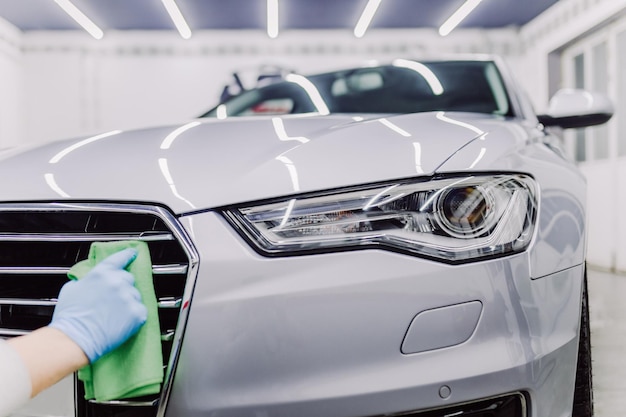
xmin=49 ymin=248 xmax=148 ymax=363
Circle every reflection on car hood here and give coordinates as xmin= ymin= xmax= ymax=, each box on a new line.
xmin=0 ymin=112 xmax=527 ymax=214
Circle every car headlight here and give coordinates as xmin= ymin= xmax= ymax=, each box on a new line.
xmin=223 ymin=174 xmax=537 ymax=263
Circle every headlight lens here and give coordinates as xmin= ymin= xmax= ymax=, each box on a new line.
xmin=224 ymin=174 xmax=537 ymax=263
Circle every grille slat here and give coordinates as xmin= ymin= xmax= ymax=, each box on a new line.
xmin=0 ymin=298 xmax=57 ymax=306
xmin=0 ymin=328 xmax=28 ymax=336
xmin=0 ymin=266 xmax=70 ymax=274
xmin=88 ymin=398 xmax=160 ymax=407
xmin=160 ymin=331 xmax=175 ymax=342
xmin=0 ymin=264 xmax=187 ymax=275
xmin=157 ymin=297 xmax=182 ymax=309
xmin=0 ymin=296 xmax=184 ymax=308
xmin=0 ymin=232 xmax=174 ymax=242
xmin=0 ymin=204 xmax=196 ymax=417
xmin=153 ymin=264 xmax=188 ymax=274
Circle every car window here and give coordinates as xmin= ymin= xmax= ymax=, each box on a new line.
xmin=240 ymin=98 xmax=295 ymax=116
xmin=203 ymin=60 xmax=513 ymax=118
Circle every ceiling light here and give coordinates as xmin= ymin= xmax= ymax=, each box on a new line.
xmin=53 ymin=0 xmax=103 ymax=39
xmin=354 ymin=0 xmax=382 ymax=38
xmin=161 ymin=0 xmax=192 ymax=39
xmin=267 ymin=0 xmax=279 ymax=38
xmin=439 ymin=0 xmax=483 ymax=36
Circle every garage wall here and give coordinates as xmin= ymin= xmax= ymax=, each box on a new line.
xmin=0 ymin=17 xmax=21 ymax=150
xmin=518 ymin=0 xmax=626 ymax=111
xmin=13 ymin=28 xmax=521 ymax=146
xmin=517 ymin=0 xmax=626 ymax=272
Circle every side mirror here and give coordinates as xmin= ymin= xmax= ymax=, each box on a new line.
xmin=537 ymin=89 xmax=614 ymax=129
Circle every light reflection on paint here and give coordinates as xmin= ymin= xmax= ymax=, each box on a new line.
xmin=436 ymin=112 xmax=485 ymax=137
xmin=413 ymin=142 xmax=424 ymax=174
xmin=469 ymin=147 xmax=487 ymax=169
xmin=272 ymin=118 xmax=309 ymax=143
xmin=160 ymin=121 xmax=202 ymax=150
xmin=276 ymin=154 xmax=300 ymax=191
xmin=49 ymin=130 xmax=122 ymax=164
xmin=379 ymin=118 xmax=411 ymax=137
xmin=158 ymin=158 xmax=196 ymax=209
xmin=44 ymin=173 xmax=71 ymax=197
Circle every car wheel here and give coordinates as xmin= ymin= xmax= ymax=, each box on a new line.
xmin=572 ymin=266 xmax=593 ymax=417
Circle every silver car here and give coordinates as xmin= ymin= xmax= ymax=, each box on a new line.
xmin=0 ymin=56 xmax=612 ymax=417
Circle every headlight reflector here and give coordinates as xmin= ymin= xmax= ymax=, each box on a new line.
xmin=224 ymin=174 xmax=537 ymax=263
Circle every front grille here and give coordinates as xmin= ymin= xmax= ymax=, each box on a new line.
xmin=0 ymin=203 xmax=198 ymax=417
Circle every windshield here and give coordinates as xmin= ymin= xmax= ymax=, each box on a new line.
xmin=202 ymin=60 xmax=513 ymax=118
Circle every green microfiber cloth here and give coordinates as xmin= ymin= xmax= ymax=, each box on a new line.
xmin=68 ymin=240 xmax=164 ymax=401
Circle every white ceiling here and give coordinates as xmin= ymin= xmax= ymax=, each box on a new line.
xmin=0 ymin=0 xmax=560 ymax=33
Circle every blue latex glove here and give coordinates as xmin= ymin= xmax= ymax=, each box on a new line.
xmin=49 ymin=248 xmax=148 ymax=363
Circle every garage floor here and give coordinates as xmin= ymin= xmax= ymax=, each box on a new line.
xmin=588 ymin=268 xmax=626 ymax=416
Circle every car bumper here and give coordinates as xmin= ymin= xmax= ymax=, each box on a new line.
xmin=164 ymin=211 xmax=583 ymax=417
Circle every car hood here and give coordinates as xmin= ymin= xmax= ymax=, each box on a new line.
xmin=0 ymin=112 xmax=529 ymax=214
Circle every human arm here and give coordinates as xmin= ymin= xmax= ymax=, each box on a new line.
xmin=0 ymin=248 xmax=147 ymax=416
xmin=6 ymin=327 xmax=88 ymax=398
xmin=0 ymin=338 xmax=33 ymax=417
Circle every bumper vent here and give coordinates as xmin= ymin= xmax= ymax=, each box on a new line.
xmin=388 ymin=392 xmax=527 ymax=417
xmin=0 ymin=203 xmax=197 ymax=417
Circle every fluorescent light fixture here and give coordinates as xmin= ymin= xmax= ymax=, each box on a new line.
xmin=354 ymin=0 xmax=382 ymax=38
xmin=439 ymin=0 xmax=483 ymax=36
xmin=54 ymin=0 xmax=103 ymax=39
xmin=267 ymin=0 xmax=279 ymax=38
xmin=161 ymin=0 xmax=192 ymax=39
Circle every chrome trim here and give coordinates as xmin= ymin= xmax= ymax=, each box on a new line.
xmin=0 ymin=202 xmax=170 ymax=213
xmin=154 ymin=209 xmax=199 ymax=417
xmin=34 ymin=203 xmax=203 ymax=417
xmin=0 ymin=266 xmax=69 ymax=274
xmin=0 ymin=232 xmax=173 ymax=242
xmin=0 ymin=264 xmax=186 ymax=275
xmin=153 ymin=264 xmax=188 ymax=274
xmin=157 ymin=297 xmax=182 ymax=309
xmin=161 ymin=331 xmax=175 ymax=342
xmin=88 ymin=398 xmax=159 ymax=407
xmin=0 ymin=328 xmax=29 ymax=337
xmin=0 ymin=298 xmax=57 ymax=306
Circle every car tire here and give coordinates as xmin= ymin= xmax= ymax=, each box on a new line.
xmin=572 ymin=266 xmax=593 ymax=417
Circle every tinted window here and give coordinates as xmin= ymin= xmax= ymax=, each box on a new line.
xmin=203 ymin=61 xmax=512 ymax=118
